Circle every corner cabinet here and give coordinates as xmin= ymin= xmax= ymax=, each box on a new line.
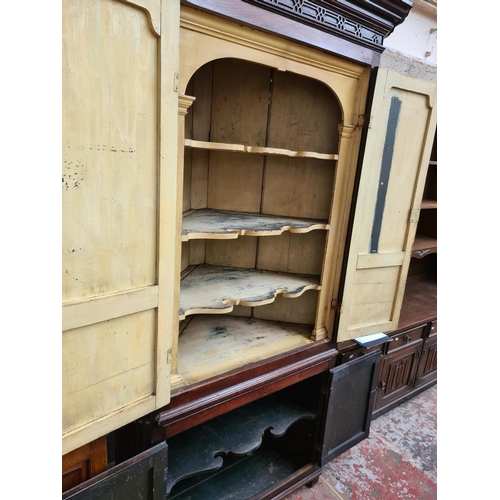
xmin=62 ymin=0 xmax=432 ymax=497
xmin=172 ymin=7 xmax=372 ymax=392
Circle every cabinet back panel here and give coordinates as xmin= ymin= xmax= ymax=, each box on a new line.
xmin=423 ymin=164 xmax=437 ymax=201
xmin=257 ymin=231 xmax=326 ymax=276
xmin=228 ymin=294 xmax=316 ymax=324
xmin=208 ymin=151 xmax=265 ymax=212
xmin=416 ymin=210 xmax=437 ymax=239
xmin=253 ymin=290 xmax=318 ymax=326
xmin=210 ymin=59 xmax=272 ymax=146
xmin=206 ymin=236 xmax=258 ymax=268
xmin=267 ymin=70 xmax=340 ymax=154
xmin=203 ymin=232 xmax=325 ymax=276
xmin=262 ymin=157 xmax=335 ymax=219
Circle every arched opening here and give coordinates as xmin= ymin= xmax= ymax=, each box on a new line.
xmin=177 ymin=57 xmax=344 ymax=385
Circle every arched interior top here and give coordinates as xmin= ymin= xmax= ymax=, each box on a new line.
xmin=185 ymin=57 xmax=343 ymax=155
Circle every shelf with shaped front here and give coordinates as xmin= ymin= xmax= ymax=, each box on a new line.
xmin=165 ymin=381 xmax=320 ymax=499
xmin=172 ymin=54 xmax=363 ymax=392
xmin=408 ymin=132 xmax=437 ymax=289
xmin=411 ymin=143 xmax=437 ymax=261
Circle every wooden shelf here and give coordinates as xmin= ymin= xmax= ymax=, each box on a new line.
xmin=397 ymin=277 xmax=437 ymax=331
xmin=411 ymin=235 xmax=437 ymax=259
xmin=184 ymin=139 xmax=338 ymax=161
xmin=166 ymin=395 xmax=316 ymax=496
xmin=179 ymin=265 xmax=321 ymax=320
xmin=176 ymin=315 xmax=314 ymax=386
xmin=420 ymin=199 xmax=437 ymax=209
xmin=182 ymin=209 xmax=329 ymax=242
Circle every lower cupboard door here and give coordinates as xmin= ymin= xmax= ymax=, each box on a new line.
xmin=318 ymin=351 xmax=381 ymax=466
xmin=62 ymin=442 xmax=167 ymax=500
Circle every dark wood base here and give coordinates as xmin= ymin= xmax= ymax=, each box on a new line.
xmin=372 ymin=378 xmax=437 ymax=420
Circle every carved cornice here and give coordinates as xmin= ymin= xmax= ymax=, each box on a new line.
xmin=242 ymin=0 xmax=413 ymax=52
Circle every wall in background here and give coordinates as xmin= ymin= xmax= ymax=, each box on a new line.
xmin=384 ymin=0 xmax=437 ymax=66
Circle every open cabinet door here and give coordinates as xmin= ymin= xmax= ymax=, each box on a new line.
xmin=336 ymin=68 xmax=437 ymax=342
xmin=319 ymin=350 xmax=381 ymax=465
xmin=62 ymin=442 xmax=168 ymax=500
xmin=62 ymin=0 xmax=180 ymax=455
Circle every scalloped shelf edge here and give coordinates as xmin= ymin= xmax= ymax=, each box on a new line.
xmin=166 ymin=401 xmax=316 ymax=494
xmin=181 ymin=223 xmax=330 ymax=241
xmin=179 ymin=283 xmax=321 ymax=320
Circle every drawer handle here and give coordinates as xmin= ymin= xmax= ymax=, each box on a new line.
xmin=404 ymin=335 xmax=411 ymax=343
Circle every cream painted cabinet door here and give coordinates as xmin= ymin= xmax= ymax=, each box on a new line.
xmin=62 ymin=0 xmax=180 ymax=454
xmin=336 ymin=68 xmax=437 ymax=342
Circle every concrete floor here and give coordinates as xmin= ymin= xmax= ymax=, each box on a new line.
xmin=285 ymin=385 xmax=437 ymax=500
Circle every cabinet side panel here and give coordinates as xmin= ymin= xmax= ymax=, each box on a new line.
xmin=190 ymin=63 xmax=213 ymax=209
xmin=183 ymin=148 xmax=192 ymax=212
xmin=62 ymin=0 xmax=158 ymax=302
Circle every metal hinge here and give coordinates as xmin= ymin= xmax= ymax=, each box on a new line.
xmin=358 ymin=114 xmax=372 ymax=129
xmin=313 ymin=443 xmax=323 ymax=454
xmin=409 ymin=207 xmax=420 ymax=223
xmin=167 ymin=348 xmax=173 ymax=364
xmin=331 ymin=299 xmax=342 ymax=313
xmin=174 ymin=73 xmax=179 ymax=92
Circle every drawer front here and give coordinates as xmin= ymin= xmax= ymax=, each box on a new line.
xmin=387 ymin=325 xmax=426 ymax=353
xmin=339 ymin=345 xmax=382 ymax=365
xmin=428 ymin=320 xmax=437 ymax=338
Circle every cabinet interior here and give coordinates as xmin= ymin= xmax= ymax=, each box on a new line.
xmin=409 ymin=130 xmax=437 ymax=279
xmin=404 ymin=130 xmax=437 ymax=326
xmin=166 ymin=374 xmax=322 ymax=499
xmin=174 ymin=58 xmax=342 ymax=388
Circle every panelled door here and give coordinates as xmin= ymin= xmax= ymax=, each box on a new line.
xmin=319 ymin=350 xmax=381 ymax=465
xmin=336 ymin=68 xmax=437 ymax=342
xmin=62 ymin=0 xmax=180 ymax=454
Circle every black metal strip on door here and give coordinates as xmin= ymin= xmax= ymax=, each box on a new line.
xmin=370 ymin=96 xmax=402 ymax=253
